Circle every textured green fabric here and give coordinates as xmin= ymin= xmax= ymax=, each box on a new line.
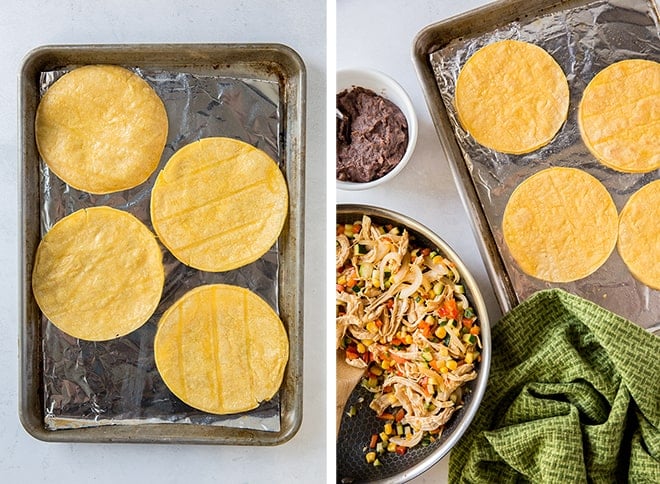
xmin=449 ymin=289 xmax=660 ymax=483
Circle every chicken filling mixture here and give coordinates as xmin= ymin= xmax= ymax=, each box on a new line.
xmin=336 ymin=215 xmax=481 ymax=465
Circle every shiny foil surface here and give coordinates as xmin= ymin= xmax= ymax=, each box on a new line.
xmin=39 ymin=67 xmax=284 ymax=431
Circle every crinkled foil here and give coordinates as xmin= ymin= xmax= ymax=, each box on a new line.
xmin=430 ymin=0 xmax=660 ymax=328
xmin=39 ymin=68 xmax=283 ymax=430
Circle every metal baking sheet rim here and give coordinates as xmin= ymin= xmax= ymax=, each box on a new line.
xmin=411 ymin=0 xmax=650 ymax=317
xmin=18 ymin=43 xmax=306 ymax=445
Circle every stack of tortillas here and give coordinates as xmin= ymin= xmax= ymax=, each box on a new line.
xmin=455 ymin=39 xmax=570 ymax=154
xmin=154 ymin=284 xmax=289 ymax=414
xmin=32 ymin=206 xmax=165 ymax=341
xmin=150 ymin=137 xmax=289 ymax=272
xmin=617 ymin=180 xmax=660 ymax=290
xmin=35 ymin=65 xmax=168 ymax=194
xmin=32 ymin=65 xmax=290 ymax=415
xmin=502 ymin=167 xmax=618 ymax=283
xmin=579 ymin=59 xmax=660 ymax=174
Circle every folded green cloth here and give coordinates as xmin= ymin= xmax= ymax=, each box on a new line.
xmin=449 ymin=289 xmax=660 ymax=483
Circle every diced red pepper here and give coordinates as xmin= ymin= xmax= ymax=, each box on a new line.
xmin=418 ymin=321 xmax=432 ymax=338
xmin=369 ymin=434 xmax=379 ymax=449
xmin=438 ymin=298 xmax=459 ymax=320
xmin=346 ymin=347 xmax=359 ymax=360
xmin=394 ymin=408 xmax=405 ymax=422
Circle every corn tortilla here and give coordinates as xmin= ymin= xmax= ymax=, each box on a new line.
xmin=502 ymin=167 xmax=618 ymax=283
xmin=150 ymin=137 xmax=288 ymax=272
xmin=617 ymin=180 xmax=660 ymax=289
xmin=35 ymin=65 xmax=168 ymax=194
xmin=154 ymin=284 xmax=289 ymax=415
xmin=455 ymin=39 xmax=569 ymax=154
xmin=32 ymin=206 xmax=164 ymax=341
xmin=579 ymin=59 xmax=660 ymax=173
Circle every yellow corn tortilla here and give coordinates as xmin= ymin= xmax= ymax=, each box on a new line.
xmin=154 ymin=284 xmax=289 ymax=415
xmin=578 ymin=59 xmax=660 ymax=173
xmin=502 ymin=167 xmax=618 ymax=283
xmin=32 ymin=206 xmax=164 ymax=341
xmin=35 ymin=65 xmax=168 ymax=194
xmin=455 ymin=39 xmax=569 ymax=154
xmin=617 ymin=180 xmax=660 ymax=289
xmin=150 ymin=137 xmax=288 ymax=272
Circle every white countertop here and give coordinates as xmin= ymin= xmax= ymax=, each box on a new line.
xmin=336 ymin=0 xmax=500 ymax=482
xmin=1 ymin=1 xmax=503 ymax=483
xmin=2 ymin=1 xmax=326 ymax=483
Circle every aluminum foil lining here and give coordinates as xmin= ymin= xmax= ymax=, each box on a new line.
xmin=430 ymin=0 xmax=660 ymax=328
xmin=39 ymin=67 xmax=284 ymax=431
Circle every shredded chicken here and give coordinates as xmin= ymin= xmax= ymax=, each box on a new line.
xmin=336 ymin=215 xmax=482 ymax=453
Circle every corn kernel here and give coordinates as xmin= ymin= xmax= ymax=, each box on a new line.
xmin=446 ymin=360 xmax=458 ymax=371
xmin=366 ymin=321 xmax=378 ymax=334
xmin=379 ymin=432 xmax=389 ymax=443
xmin=465 ymin=352 xmax=474 ymax=364
xmin=384 ymin=423 xmax=393 ymax=435
xmin=357 ymin=342 xmax=366 ymax=353
xmin=366 ymin=452 xmax=377 ymax=464
xmin=435 ymin=326 xmax=447 ymax=339
xmin=432 ymin=255 xmax=443 ymax=265
xmin=381 ymin=360 xmax=390 ymax=370
xmin=370 ymin=365 xmax=383 ymax=376
xmin=362 ymin=339 xmax=374 ymax=347
xmin=387 ymin=442 xmax=397 ymax=453
xmin=404 ymin=334 xmax=413 ymax=345
xmin=440 ymin=366 xmax=449 ymax=374
xmin=439 ymin=347 xmax=449 ymax=357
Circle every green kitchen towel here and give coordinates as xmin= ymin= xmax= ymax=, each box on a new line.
xmin=449 ymin=289 xmax=660 ymax=483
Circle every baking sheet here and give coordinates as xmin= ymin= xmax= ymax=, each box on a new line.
xmin=19 ymin=44 xmax=306 ymax=444
xmin=413 ymin=0 xmax=659 ymax=328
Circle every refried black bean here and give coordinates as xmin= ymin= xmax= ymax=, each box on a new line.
xmin=336 ymin=86 xmax=408 ymax=183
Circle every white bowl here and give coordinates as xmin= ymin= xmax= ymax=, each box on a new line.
xmin=336 ymin=68 xmax=418 ymax=190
